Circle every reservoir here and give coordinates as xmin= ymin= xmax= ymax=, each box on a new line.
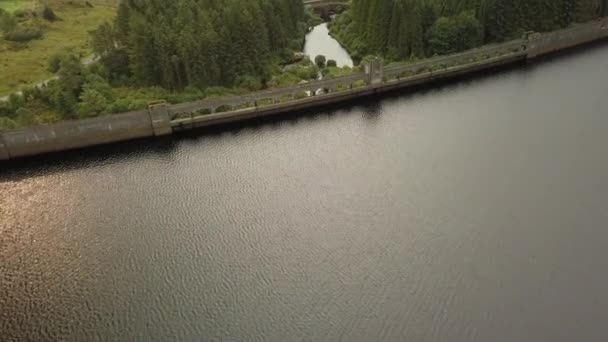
xmin=2 ymin=44 xmax=608 ymax=341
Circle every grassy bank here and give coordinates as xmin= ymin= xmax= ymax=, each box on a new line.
xmin=0 ymin=0 xmax=117 ymax=96
xmin=0 ymin=0 xmax=25 ymax=12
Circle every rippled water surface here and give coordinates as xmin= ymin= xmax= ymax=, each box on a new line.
xmin=2 ymin=45 xmax=608 ymax=341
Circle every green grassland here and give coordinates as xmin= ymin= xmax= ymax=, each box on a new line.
xmin=0 ymin=0 xmax=117 ymax=96
xmin=0 ymin=0 xmax=26 ymax=12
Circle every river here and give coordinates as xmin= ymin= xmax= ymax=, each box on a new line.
xmin=304 ymin=23 xmax=354 ymax=67
xmin=2 ymin=44 xmax=608 ymax=340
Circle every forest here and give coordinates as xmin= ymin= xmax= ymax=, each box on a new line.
xmin=93 ymin=0 xmax=307 ymax=90
xmin=0 ymin=0 xmax=315 ymax=130
xmin=331 ymin=0 xmax=607 ymax=60
xmin=1 ymin=0 xmax=607 ymax=131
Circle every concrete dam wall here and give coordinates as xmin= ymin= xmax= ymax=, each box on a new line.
xmin=1 ymin=18 xmax=608 ymax=161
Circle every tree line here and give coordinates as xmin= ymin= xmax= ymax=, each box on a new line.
xmin=91 ymin=0 xmax=306 ymax=90
xmin=331 ymin=0 xmax=606 ymax=60
xmin=1 ymin=0 xmax=310 ymax=131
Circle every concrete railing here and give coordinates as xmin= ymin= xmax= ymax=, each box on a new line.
xmin=166 ymin=39 xmax=525 ymax=121
xmin=168 ymin=73 xmax=367 ymax=117
xmin=383 ymin=39 xmax=527 ymax=79
xmin=2 ymin=17 xmax=608 ymax=161
xmin=527 ymin=18 xmax=608 ymax=57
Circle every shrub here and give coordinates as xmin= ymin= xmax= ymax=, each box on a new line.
xmin=105 ymin=99 xmax=130 ymax=113
xmin=326 ymin=59 xmax=337 ymax=67
xmin=0 ymin=9 xmax=17 ymax=33
xmin=238 ymin=75 xmax=263 ymax=91
xmin=166 ymin=87 xmax=204 ymax=104
xmin=299 ymin=65 xmax=320 ymax=80
xmin=15 ymin=107 xmax=36 ymax=126
xmin=0 ymin=101 xmax=15 ymax=117
xmin=278 ymin=48 xmax=295 ymax=64
xmin=22 ymin=86 xmax=43 ymax=101
xmin=288 ymin=38 xmax=304 ymax=51
xmin=55 ymin=90 xmax=78 ymax=119
xmin=203 ymin=86 xmax=234 ymax=98
xmin=82 ymin=74 xmax=113 ymax=100
xmin=100 ymin=49 xmax=131 ymax=83
xmin=8 ymin=93 xmax=24 ymax=112
xmin=269 ymin=73 xmax=301 ymax=87
xmin=215 ymin=105 xmax=232 ymax=113
xmin=427 ymin=11 xmax=483 ymax=55
xmin=42 ymin=6 xmax=56 ymax=22
xmin=285 ymin=64 xmax=319 ymax=80
xmin=315 ymin=55 xmax=326 ymax=68
xmin=0 ymin=117 xmax=19 ymax=132
xmin=12 ymin=9 xmax=27 ymax=18
xmin=78 ymin=89 xmax=109 ymax=117
xmin=48 ymin=52 xmax=67 ymax=73
xmin=86 ymin=62 xmax=109 ymax=80
xmin=4 ymin=27 xmax=43 ymax=42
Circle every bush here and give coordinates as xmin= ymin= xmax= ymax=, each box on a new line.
xmin=0 ymin=117 xmax=19 ymax=132
xmin=269 ymin=73 xmax=301 ymax=87
xmin=22 ymin=86 xmax=43 ymax=101
xmin=78 ymin=89 xmax=108 ymax=117
xmin=295 ymin=65 xmax=319 ymax=80
xmin=0 ymin=101 xmax=15 ymax=117
xmin=278 ymin=48 xmax=297 ymax=65
xmin=203 ymin=86 xmax=234 ymax=98
xmin=12 ymin=9 xmax=29 ymax=18
xmin=100 ymin=49 xmax=131 ymax=83
xmin=86 ymin=61 xmax=109 ymax=79
xmin=55 ymin=90 xmax=78 ymax=119
xmin=48 ymin=52 xmax=67 ymax=73
xmin=57 ymin=54 xmax=86 ymax=95
xmin=323 ymin=66 xmax=355 ymax=79
xmin=326 ymin=59 xmax=337 ymax=67
xmin=0 ymin=9 xmax=17 ymax=33
xmin=4 ymin=27 xmax=43 ymax=42
xmin=285 ymin=63 xmax=319 ymax=81
xmin=215 ymin=105 xmax=232 ymax=113
xmin=82 ymin=74 xmax=113 ymax=100
xmin=427 ymin=11 xmax=483 ymax=55
xmin=105 ymin=99 xmax=131 ymax=113
xmin=42 ymin=6 xmax=56 ymax=22
xmin=315 ymin=55 xmax=326 ymax=68
xmin=288 ymin=38 xmax=304 ymax=51
xmin=238 ymin=75 xmax=263 ymax=91
xmin=8 ymin=93 xmax=24 ymax=112
xmin=15 ymin=107 xmax=36 ymax=126
xmin=166 ymin=87 xmax=204 ymax=104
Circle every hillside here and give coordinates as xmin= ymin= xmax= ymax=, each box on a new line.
xmin=0 ymin=0 xmax=118 ymax=96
